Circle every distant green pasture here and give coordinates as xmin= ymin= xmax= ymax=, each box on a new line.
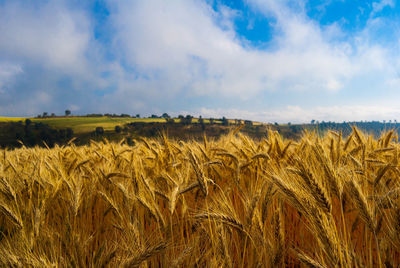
xmin=0 ymin=117 xmax=26 ymax=122
xmin=0 ymin=116 xmax=249 ymax=134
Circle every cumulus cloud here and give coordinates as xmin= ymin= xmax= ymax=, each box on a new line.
xmin=371 ymin=0 xmax=395 ymax=17
xmin=198 ymin=105 xmax=400 ymax=123
xmin=0 ymin=0 xmax=399 ymax=122
xmin=108 ymin=0 xmax=392 ymax=102
xmin=0 ymin=0 xmax=111 ymax=116
xmin=0 ymin=62 xmax=22 ymax=93
xmin=0 ymin=1 xmax=92 ymax=72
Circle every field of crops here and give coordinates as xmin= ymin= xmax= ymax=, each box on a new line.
xmin=0 ymin=127 xmax=399 ymax=267
xmin=0 ymin=117 xmax=232 ymax=134
xmin=0 ymin=117 xmax=26 ymax=122
xmin=0 ymin=117 xmax=168 ymax=133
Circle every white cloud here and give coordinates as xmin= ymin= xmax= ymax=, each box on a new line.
xmin=108 ymin=0 xmax=392 ymax=101
xmin=0 ymin=0 xmax=399 ymax=120
xmin=198 ymin=105 xmax=400 ymax=123
xmin=0 ymin=1 xmax=113 ymax=116
xmin=371 ymin=0 xmax=394 ymax=17
xmin=68 ymin=104 xmax=80 ymax=112
xmin=0 ymin=62 xmax=22 ymax=93
xmin=0 ymin=1 xmax=92 ymax=72
xmin=35 ymin=91 xmax=52 ymax=104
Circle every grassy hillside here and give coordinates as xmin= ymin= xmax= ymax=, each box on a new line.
xmin=0 ymin=128 xmax=399 ymax=267
xmin=1 ymin=116 xmax=397 ymax=150
xmin=0 ymin=116 xmax=241 ymax=134
xmin=0 ymin=116 xmax=270 ymax=149
xmin=0 ymin=117 xmax=26 ymax=122
xmin=0 ymin=117 xmax=169 ymax=133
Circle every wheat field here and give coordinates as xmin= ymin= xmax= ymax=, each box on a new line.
xmin=0 ymin=127 xmax=399 ymax=267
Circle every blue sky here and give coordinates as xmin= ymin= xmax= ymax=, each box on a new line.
xmin=1 ymin=0 xmax=400 ymax=123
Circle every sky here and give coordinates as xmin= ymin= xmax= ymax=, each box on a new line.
xmin=0 ymin=0 xmax=400 ymax=123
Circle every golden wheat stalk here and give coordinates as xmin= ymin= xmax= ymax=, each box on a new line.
xmin=123 ymin=241 xmax=167 ymax=268
xmin=347 ymin=179 xmax=375 ymax=233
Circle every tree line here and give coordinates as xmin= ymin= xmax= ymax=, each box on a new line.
xmin=0 ymin=119 xmax=73 ymax=148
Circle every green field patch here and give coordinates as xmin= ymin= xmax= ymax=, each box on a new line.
xmin=0 ymin=117 xmax=25 ymax=122
xmin=0 ymin=116 xmax=234 ymax=134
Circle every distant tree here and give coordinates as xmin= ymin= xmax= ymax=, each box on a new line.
xmin=136 ymin=114 xmax=140 ymax=118
xmin=179 ymin=115 xmax=192 ymax=125
xmin=199 ymin=117 xmax=205 ymax=130
xmin=120 ymin=114 xmax=130 ymax=117
xmin=115 ymin=125 xmax=122 ymax=133
xmin=24 ymin=119 xmax=32 ymax=140
xmin=51 ymin=113 xmax=56 ymax=117
xmin=34 ymin=122 xmax=43 ymax=130
xmin=42 ymin=112 xmax=48 ymax=118
xmin=185 ymin=115 xmax=193 ymax=124
xmin=95 ymin=127 xmax=104 ymax=135
xmin=66 ymin=128 xmax=74 ymax=139
xmin=290 ymin=125 xmax=300 ymax=134
xmin=311 ymin=119 xmax=315 ymax=124
xmin=58 ymin=129 xmax=66 ymax=139
xmin=151 ymin=114 xmax=159 ymax=118
xmin=274 ymin=122 xmax=279 ymax=126
xmin=162 ymin=113 xmax=170 ymax=119
xmin=221 ymin=117 xmax=229 ymax=126
xmin=126 ymin=137 xmax=134 ymax=146
xmin=15 ymin=131 xmax=23 ymax=141
xmin=65 ymin=110 xmax=71 ymax=116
